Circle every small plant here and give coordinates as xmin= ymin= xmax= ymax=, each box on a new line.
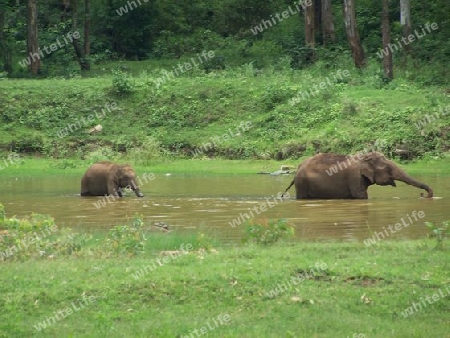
xmin=111 ymin=69 xmax=135 ymax=96
xmin=0 ymin=204 xmax=86 ymax=261
xmin=243 ymin=218 xmax=294 ymax=245
xmin=104 ymin=215 xmax=147 ymax=256
xmin=425 ymin=221 xmax=449 ymax=250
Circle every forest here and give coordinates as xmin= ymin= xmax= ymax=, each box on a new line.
xmin=1 ymin=0 xmax=449 ymax=79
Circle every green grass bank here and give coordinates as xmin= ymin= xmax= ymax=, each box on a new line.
xmin=1 ymin=237 xmax=449 ymax=337
xmin=0 ymin=60 xmax=449 ymax=162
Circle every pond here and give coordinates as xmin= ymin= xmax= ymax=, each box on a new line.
xmin=1 ymin=173 xmax=448 ymax=242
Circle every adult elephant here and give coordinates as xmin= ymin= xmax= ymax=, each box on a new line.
xmin=281 ymin=152 xmax=433 ymax=199
xmin=81 ymin=161 xmax=144 ymax=197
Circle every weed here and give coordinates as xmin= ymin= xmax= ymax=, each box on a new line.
xmin=104 ymin=215 xmax=147 ymax=256
xmin=243 ymin=218 xmax=294 ymax=245
xmin=111 ymin=69 xmax=135 ymax=96
xmin=0 ymin=207 xmax=88 ymax=261
xmin=425 ymin=221 xmax=449 ymax=250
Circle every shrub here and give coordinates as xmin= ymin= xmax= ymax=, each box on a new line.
xmin=425 ymin=221 xmax=449 ymax=250
xmin=111 ymin=69 xmax=135 ymax=96
xmin=0 ymin=205 xmax=87 ymax=261
xmin=243 ymin=218 xmax=294 ymax=245
xmin=104 ymin=215 xmax=147 ymax=256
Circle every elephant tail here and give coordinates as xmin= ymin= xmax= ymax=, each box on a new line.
xmin=281 ymin=179 xmax=295 ymax=198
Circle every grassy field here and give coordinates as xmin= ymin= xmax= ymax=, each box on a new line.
xmin=1 ymin=234 xmax=449 ymax=337
xmin=1 ymin=155 xmax=450 ymax=178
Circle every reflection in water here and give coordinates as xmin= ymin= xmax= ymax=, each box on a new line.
xmin=1 ymin=173 xmax=448 ymax=242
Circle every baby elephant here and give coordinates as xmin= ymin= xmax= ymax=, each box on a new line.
xmin=81 ymin=161 xmax=144 ymax=197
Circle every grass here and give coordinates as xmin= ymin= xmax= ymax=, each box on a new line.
xmin=1 ymin=155 xmax=450 ymax=178
xmin=0 ymin=59 xmax=448 ymax=161
xmin=1 ymin=238 xmax=449 ymax=337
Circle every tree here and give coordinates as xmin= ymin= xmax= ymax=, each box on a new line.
xmin=321 ymin=0 xmax=335 ymax=45
xmin=83 ymin=0 xmax=89 ymax=56
xmin=304 ymin=0 xmax=315 ymax=47
xmin=0 ymin=1 xmax=12 ymax=73
xmin=70 ymin=0 xmax=90 ymax=70
xmin=343 ymin=0 xmax=365 ymax=68
xmin=27 ymin=0 xmax=39 ymax=74
xmin=381 ymin=0 xmax=393 ymax=79
xmin=400 ymin=0 xmax=411 ymax=53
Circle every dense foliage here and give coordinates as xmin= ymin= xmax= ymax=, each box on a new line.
xmin=1 ymin=0 xmax=449 ymax=80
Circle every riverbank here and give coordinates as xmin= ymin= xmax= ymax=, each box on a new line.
xmin=0 ymin=61 xmax=449 ymax=161
xmin=1 ymin=155 xmax=450 ymax=177
xmin=0 ymin=233 xmax=448 ymax=337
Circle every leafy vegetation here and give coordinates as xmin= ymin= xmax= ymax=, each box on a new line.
xmin=0 ymin=60 xmax=448 ymax=161
xmin=243 ymin=218 xmax=295 ymax=245
xmin=425 ymin=220 xmax=450 ymax=250
xmin=103 ymin=215 xmax=146 ymax=256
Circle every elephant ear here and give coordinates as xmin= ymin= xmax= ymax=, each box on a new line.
xmin=360 ymin=152 xmax=390 ymax=185
xmin=360 ymin=152 xmax=376 ymax=184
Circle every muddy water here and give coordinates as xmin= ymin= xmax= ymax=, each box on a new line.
xmin=1 ymin=173 xmax=448 ymax=242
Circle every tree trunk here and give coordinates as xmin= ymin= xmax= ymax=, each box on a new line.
xmin=304 ymin=0 xmax=315 ymax=47
xmin=321 ymin=0 xmax=335 ymax=45
xmin=71 ymin=0 xmax=90 ymax=70
xmin=84 ymin=0 xmax=90 ymax=56
xmin=381 ymin=0 xmax=393 ymax=79
xmin=343 ymin=0 xmax=365 ymax=68
xmin=400 ymin=0 xmax=411 ymax=53
xmin=314 ymin=0 xmax=321 ymax=39
xmin=27 ymin=0 xmax=40 ymax=75
xmin=0 ymin=6 xmax=12 ymax=74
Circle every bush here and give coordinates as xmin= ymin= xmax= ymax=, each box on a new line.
xmin=243 ymin=218 xmax=294 ymax=245
xmin=111 ymin=69 xmax=135 ymax=96
xmin=425 ymin=221 xmax=449 ymax=250
xmin=103 ymin=215 xmax=147 ymax=256
xmin=0 ymin=204 xmax=87 ymax=261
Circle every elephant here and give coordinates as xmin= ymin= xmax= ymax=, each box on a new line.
xmin=281 ymin=152 xmax=433 ymax=199
xmin=80 ymin=161 xmax=144 ymax=197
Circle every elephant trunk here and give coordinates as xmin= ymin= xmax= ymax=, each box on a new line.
xmin=394 ymin=168 xmax=433 ymax=198
xmin=131 ymin=180 xmax=144 ymax=197
xmin=134 ymin=188 xmax=144 ymax=197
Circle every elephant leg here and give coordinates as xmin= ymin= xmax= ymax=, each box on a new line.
xmin=107 ymin=181 xmax=122 ymax=197
xmin=295 ymin=178 xmax=309 ymax=199
xmin=80 ymin=176 xmax=91 ymax=196
xmin=349 ymin=177 xmax=369 ymax=199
